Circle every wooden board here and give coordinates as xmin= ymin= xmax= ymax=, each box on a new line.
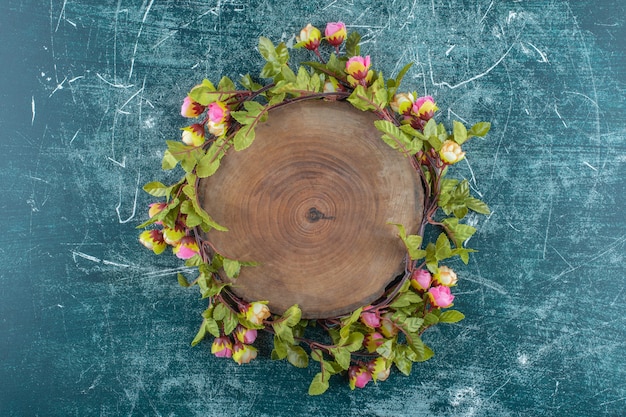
xmin=198 ymin=100 xmax=423 ymax=318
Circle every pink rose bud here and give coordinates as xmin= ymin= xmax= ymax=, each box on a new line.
xmin=207 ymin=101 xmax=229 ymax=125
xmin=360 ymin=306 xmax=381 ymax=328
xmin=181 ymin=96 xmax=205 ymax=118
xmin=434 ymin=266 xmax=458 ymax=287
xmin=368 ymin=357 xmax=391 ymax=382
xmin=172 ymin=236 xmax=200 ymax=260
xmin=379 ymin=312 xmax=398 ymax=338
xmin=412 ymin=96 xmax=438 ymax=120
xmin=439 ymin=140 xmax=466 ymax=164
xmin=363 ymin=332 xmax=385 ymax=353
xmin=148 ymin=202 xmax=167 ymax=219
xmin=244 ymin=302 xmax=271 ymax=325
xmin=211 ymin=336 xmax=233 ymax=358
xmin=411 ymin=269 xmax=432 ymax=291
xmin=428 ymin=285 xmax=455 ymax=308
xmin=348 ymin=365 xmax=372 ymax=390
xmin=390 ymin=92 xmax=416 ymax=115
xmin=325 ymin=21 xmax=347 ymax=46
xmin=232 ymin=343 xmax=258 ymax=365
xmin=234 ymin=325 xmax=258 ymax=344
xmin=162 ymin=223 xmax=186 ymax=246
xmin=346 ymin=55 xmax=371 ymax=81
xmin=181 ymin=123 xmax=205 ymax=146
xmin=139 ymin=229 xmax=167 ymax=255
xmin=297 ymin=23 xmax=322 ymax=51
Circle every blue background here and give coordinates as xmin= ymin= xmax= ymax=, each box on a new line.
xmin=1 ymin=0 xmax=624 ymax=415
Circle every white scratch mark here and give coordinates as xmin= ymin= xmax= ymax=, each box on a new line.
xmin=107 ymin=156 xmax=126 ymax=168
xmin=525 ymin=41 xmax=549 ymax=63
xmin=445 ymin=44 xmax=456 ymax=56
xmin=430 ymin=44 xmax=514 ymax=89
xmin=552 ymin=234 xmax=626 ymax=281
xmin=102 ymin=259 xmax=131 ymax=268
xmin=554 ymin=104 xmax=567 ymax=127
xmin=69 ymin=75 xmax=84 ymax=83
xmin=487 ymin=376 xmax=511 ymax=400
xmin=463 ymin=274 xmax=507 ymax=294
xmin=543 ymin=193 xmax=553 ymax=260
xmin=55 ymin=0 xmax=67 ymax=32
xmin=507 ymin=222 xmax=521 ymax=232
xmin=551 ymin=246 xmax=573 ymax=269
xmin=118 ymin=86 xmax=145 ymax=111
xmin=49 ymin=76 xmax=68 ymax=97
xmin=115 ymin=170 xmax=141 ymax=224
xmin=96 ymin=73 xmax=134 ymax=89
xmin=69 ymin=129 xmax=80 ymax=146
xmin=31 ymin=96 xmax=35 ymax=125
xmin=479 ymin=1 xmax=494 ymax=24
xmin=507 ymin=11 xmax=517 ymax=24
xmin=582 ymin=161 xmax=598 ymax=171
xmin=72 ymin=250 xmax=102 ymax=263
xmin=447 ymin=108 xmax=469 ymax=124
xmin=128 ymin=0 xmax=154 ymax=81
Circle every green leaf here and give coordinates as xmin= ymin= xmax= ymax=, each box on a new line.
xmin=213 ymin=303 xmax=227 ymax=321
xmin=466 ymin=197 xmax=491 ymax=215
xmin=423 ymin=119 xmax=437 ymax=139
xmin=196 ymin=153 xmax=221 ymax=178
xmin=343 ymin=332 xmax=365 ymax=352
xmin=423 ymin=312 xmax=439 ymax=326
xmin=177 ymin=273 xmax=190 ymax=287
xmin=442 ymin=217 xmax=477 ymax=247
xmin=191 ymin=321 xmax=207 ymax=346
xmin=347 ymin=85 xmax=377 ymax=112
xmin=374 ymin=120 xmax=418 ymax=156
xmin=345 ymin=31 xmax=361 ymax=57
xmin=217 ymin=75 xmax=236 ymax=92
xmin=222 ymin=310 xmax=238 ymax=335
xmin=143 ymin=181 xmax=170 ymax=197
xmin=286 ymin=345 xmax=309 ymax=368
xmin=310 ymin=348 xmax=324 ymax=362
xmin=439 ymin=310 xmax=465 ymax=323
xmin=376 ymin=339 xmax=395 ymax=359
xmin=435 ymin=233 xmax=452 ymax=260
xmin=388 ymin=62 xmax=413 ymax=97
xmin=240 ymin=74 xmax=263 ymax=92
xmin=272 ymin=335 xmax=288 ymax=360
xmin=468 ymin=121 xmax=491 ymax=137
xmin=403 ymin=317 xmax=425 ymax=333
xmin=393 ymin=346 xmax=413 ymax=376
xmin=161 ymin=149 xmax=178 ymax=170
xmin=283 ymin=304 xmax=302 ymax=327
xmin=223 ymin=258 xmax=241 ymax=279
xmin=390 ymin=223 xmax=426 ymax=260
xmin=273 ymin=321 xmax=295 ymax=345
xmin=258 ymin=37 xmax=275 ymax=61
xmin=205 ymin=318 xmax=220 ymax=337
xmin=453 ymin=120 xmax=468 ymax=145
xmin=233 ymin=124 xmax=256 ymax=152
xmin=330 ymin=347 xmax=351 ymax=370
xmin=308 ymin=372 xmax=330 ymax=396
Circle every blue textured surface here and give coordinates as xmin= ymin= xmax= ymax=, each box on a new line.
xmin=1 ymin=1 xmax=624 ymax=416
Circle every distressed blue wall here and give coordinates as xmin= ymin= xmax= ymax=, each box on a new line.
xmin=0 ymin=0 xmax=624 ymax=416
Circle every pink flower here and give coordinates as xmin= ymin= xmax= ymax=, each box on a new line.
xmin=363 ymin=332 xmax=385 ymax=353
xmin=346 ymin=55 xmax=371 ymax=81
xmin=411 ymin=269 xmax=432 ymax=292
xmin=181 ymin=96 xmax=205 ymax=118
xmin=368 ymin=357 xmax=391 ymax=382
xmin=433 ymin=266 xmax=458 ymax=287
xmin=325 ymin=22 xmax=347 ymax=46
xmin=244 ymin=302 xmax=271 ymax=325
xmin=439 ymin=140 xmax=466 ymax=164
xmin=428 ymin=285 xmax=455 ymax=308
xmin=412 ymin=96 xmax=438 ymax=120
xmin=348 ymin=365 xmax=372 ymax=389
xmin=297 ymin=23 xmax=322 ymax=51
xmin=172 ymin=236 xmax=200 ymax=260
xmin=208 ymin=101 xmax=229 ymax=125
xmin=148 ymin=202 xmax=167 ymax=219
xmin=181 ymin=123 xmax=205 ymax=146
xmin=232 ymin=343 xmax=258 ymax=365
xmin=211 ymin=336 xmax=233 ymax=358
xmin=139 ymin=229 xmax=167 ymax=255
xmin=234 ymin=325 xmax=258 ymax=344
xmin=360 ymin=306 xmax=381 ymax=328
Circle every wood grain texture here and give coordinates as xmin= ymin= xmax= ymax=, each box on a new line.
xmin=198 ymin=100 xmax=423 ymax=317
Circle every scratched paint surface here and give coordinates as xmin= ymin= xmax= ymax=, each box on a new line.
xmin=0 ymin=0 xmax=624 ymax=415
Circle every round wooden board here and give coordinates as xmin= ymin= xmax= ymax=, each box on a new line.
xmin=198 ymin=100 xmax=423 ymax=318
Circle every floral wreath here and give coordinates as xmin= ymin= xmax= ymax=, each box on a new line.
xmin=139 ymin=22 xmax=490 ymax=394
